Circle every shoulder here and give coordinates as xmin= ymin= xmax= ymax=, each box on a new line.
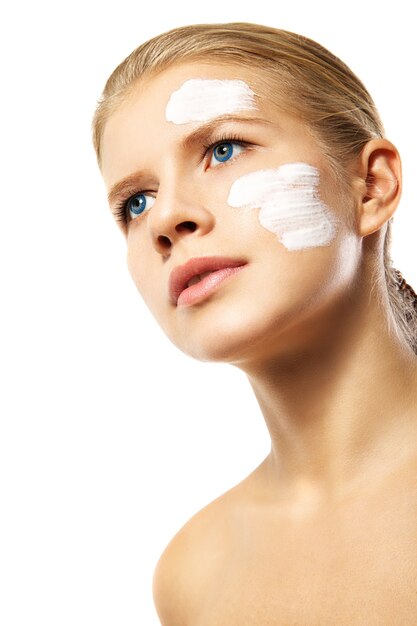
xmin=151 ymin=486 xmax=241 ymax=626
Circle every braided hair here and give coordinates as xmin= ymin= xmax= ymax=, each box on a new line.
xmin=393 ymin=269 xmax=417 ymax=324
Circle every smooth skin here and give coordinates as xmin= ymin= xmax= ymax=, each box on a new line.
xmin=100 ymin=61 xmax=417 ymax=625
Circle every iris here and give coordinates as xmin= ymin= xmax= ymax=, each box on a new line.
xmin=127 ymin=194 xmax=156 ymax=220
xmin=213 ymin=142 xmax=234 ymax=163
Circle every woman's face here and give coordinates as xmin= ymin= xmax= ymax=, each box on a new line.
xmin=100 ymin=61 xmax=360 ymax=365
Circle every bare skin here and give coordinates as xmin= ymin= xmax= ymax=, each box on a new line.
xmin=152 ymin=456 xmax=417 ymax=625
xmin=99 ymin=61 xmax=417 ymax=624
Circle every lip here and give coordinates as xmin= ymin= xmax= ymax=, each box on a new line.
xmin=169 ymin=256 xmax=248 ymax=306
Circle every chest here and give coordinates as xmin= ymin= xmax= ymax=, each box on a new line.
xmin=195 ymin=493 xmax=417 ymax=625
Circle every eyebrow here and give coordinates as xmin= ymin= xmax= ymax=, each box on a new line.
xmin=107 ymin=114 xmax=272 ymax=209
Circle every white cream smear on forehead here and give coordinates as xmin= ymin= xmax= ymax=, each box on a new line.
xmin=228 ymin=163 xmax=340 ymax=251
xmin=165 ymin=78 xmax=256 ymax=124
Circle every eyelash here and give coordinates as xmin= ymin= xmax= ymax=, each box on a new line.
xmin=112 ymin=133 xmax=249 ymax=225
xmin=200 ymin=132 xmax=248 ymax=162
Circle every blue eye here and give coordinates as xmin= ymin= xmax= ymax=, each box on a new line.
xmin=127 ymin=193 xmax=156 ymax=220
xmin=210 ymin=142 xmax=245 ymax=167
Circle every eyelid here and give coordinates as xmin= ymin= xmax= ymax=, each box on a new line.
xmin=201 ymin=133 xmax=251 ymax=169
xmin=208 ymin=142 xmax=248 ymax=170
xmin=112 ymin=189 xmax=155 ymax=226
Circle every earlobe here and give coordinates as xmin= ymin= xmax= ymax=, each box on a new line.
xmin=356 ymin=138 xmax=401 ymax=237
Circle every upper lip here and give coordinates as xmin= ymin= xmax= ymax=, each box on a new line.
xmin=169 ymin=256 xmax=247 ymax=305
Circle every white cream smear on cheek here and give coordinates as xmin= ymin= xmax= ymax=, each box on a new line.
xmin=227 ymin=162 xmax=340 ymax=251
xmin=165 ymin=78 xmax=256 ymax=124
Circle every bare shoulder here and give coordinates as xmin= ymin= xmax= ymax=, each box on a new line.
xmin=152 ymin=468 xmax=260 ymax=626
xmin=152 ymin=490 xmax=236 ymax=625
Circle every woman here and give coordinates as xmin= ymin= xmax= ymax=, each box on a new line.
xmin=92 ymin=22 xmax=417 ymax=624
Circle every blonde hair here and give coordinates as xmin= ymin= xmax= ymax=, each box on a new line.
xmin=91 ymin=21 xmax=417 ymax=354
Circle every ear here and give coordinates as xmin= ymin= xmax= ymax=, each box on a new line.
xmin=356 ymin=138 xmax=401 ymax=237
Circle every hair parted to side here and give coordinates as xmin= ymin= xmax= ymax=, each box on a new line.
xmin=91 ymin=21 xmax=417 ymax=355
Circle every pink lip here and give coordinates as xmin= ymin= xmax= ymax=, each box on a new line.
xmin=169 ymin=256 xmax=248 ymax=306
xmin=177 ymin=265 xmax=247 ymax=307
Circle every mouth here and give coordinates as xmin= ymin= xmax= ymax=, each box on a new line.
xmin=169 ymin=256 xmax=248 ymax=306
xmin=185 ymin=270 xmax=214 ymax=288
xmin=177 ymin=265 xmax=247 ymax=307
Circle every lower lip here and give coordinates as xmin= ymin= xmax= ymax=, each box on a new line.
xmin=177 ymin=265 xmax=247 ymax=307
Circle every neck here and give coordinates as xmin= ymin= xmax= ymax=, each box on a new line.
xmin=235 ymin=278 xmax=417 ymax=509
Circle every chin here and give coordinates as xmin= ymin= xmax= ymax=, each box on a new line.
xmin=167 ymin=301 xmax=293 ymax=365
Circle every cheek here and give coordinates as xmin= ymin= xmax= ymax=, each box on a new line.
xmin=126 ymin=245 xmax=170 ymax=322
xmin=126 ymin=243 xmax=151 ymax=298
xmin=227 ymin=162 xmax=341 ymax=251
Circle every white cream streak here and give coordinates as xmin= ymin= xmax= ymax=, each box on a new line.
xmin=165 ymin=78 xmax=257 ymax=124
xmin=227 ymin=163 xmax=340 ymax=251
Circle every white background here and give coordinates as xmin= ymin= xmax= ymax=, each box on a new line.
xmin=1 ymin=1 xmax=415 ymax=624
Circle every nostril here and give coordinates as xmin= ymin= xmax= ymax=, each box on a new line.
xmin=157 ymin=222 xmax=197 ymax=249
xmin=158 ymin=235 xmax=171 ymax=249
xmin=176 ymin=221 xmax=197 ymax=233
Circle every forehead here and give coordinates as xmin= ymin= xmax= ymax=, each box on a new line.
xmin=100 ymin=61 xmax=278 ymax=178
xmin=116 ymin=60 xmax=271 ymax=120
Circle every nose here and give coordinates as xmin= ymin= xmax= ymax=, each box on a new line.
xmin=148 ymin=182 xmax=215 ymax=255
